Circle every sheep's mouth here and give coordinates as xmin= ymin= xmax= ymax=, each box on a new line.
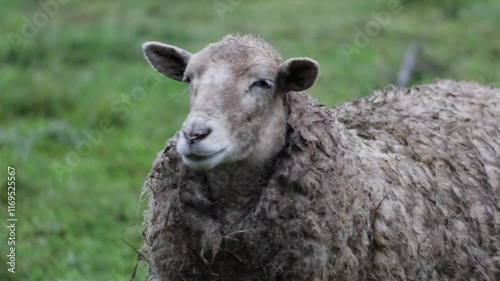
xmin=185 ymin=154 xmax=211 ymax=161
xmin=184 ymin=149 xmax=225 ymax=162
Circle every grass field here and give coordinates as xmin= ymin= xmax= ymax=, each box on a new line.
xmin=0 ymin=0 xmax=498 ymax=280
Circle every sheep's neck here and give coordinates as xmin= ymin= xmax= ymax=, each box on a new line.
xmin=206 ymin=159 xmax=276 ymax=225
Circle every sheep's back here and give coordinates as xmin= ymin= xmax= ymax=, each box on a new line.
xmin=332 ymin=80 xmax=499 ymax=200
xmin=328 ymin=80 xmax=500 ymax=280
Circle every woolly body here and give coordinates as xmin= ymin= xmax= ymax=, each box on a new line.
xmin=143 ymin=79 xmax=500 ymax=280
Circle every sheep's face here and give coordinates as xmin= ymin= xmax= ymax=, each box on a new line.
xmin=143 ymin=35 xmax=318 ymax=170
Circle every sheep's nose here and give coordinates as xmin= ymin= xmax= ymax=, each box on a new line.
xmin=182 ymin=124 xmax=211 ymax=144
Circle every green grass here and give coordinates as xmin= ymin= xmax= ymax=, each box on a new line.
xmin=0 ymin=0 xmax=498 ymax=280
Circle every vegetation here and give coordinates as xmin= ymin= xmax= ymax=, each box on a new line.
xmin=0 ymin=0 xmax=498 ymax=280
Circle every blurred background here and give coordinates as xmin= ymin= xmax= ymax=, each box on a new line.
xmin=0 ymin=0 xmax=498 ymax=280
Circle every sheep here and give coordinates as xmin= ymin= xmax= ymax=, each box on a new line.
xmin=140 ymin=34 xmax=500 ymax=281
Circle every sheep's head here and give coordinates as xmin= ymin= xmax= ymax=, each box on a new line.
xmin=143 ymin=35 xmax=319 ymax=170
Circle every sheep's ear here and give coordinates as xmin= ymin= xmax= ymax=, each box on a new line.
xmin=277 ymin=58 xmax=319 ymax=92
xmin=142 ymin=42 xmax=193 ymax=81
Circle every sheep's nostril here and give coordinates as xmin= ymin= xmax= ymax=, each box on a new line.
xmin=183 ymin=125 xmax=212 ymax=144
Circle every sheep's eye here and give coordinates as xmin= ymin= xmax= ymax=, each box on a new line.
xmin=182 ymin=76 xmax=191 ymax=84
xmin=251 ymin=79 xmax=273 ymax=89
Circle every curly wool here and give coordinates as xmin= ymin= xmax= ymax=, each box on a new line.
xmin=142 ymin=80 xmax=500 ymax=281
